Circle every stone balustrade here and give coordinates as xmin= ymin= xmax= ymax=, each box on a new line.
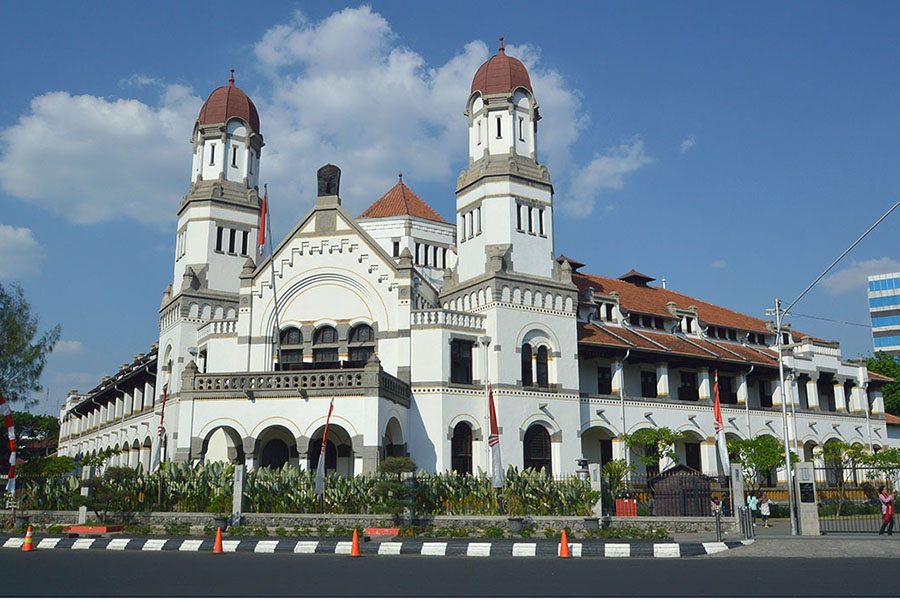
xmin=411 ymin=309 xmax=485 ymax=331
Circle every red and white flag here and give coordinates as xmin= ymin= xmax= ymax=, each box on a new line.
xmin=149 ymin=383 xmax=168 ymax=472
xmin=713 ymin=371 xmax=730 ymax=474
xmin=257 ymin=191 xmax=268 ymax=259
xmin=488 ymin=385 xmax=503 ymax=489
xmin=315 ymin=397 xmax=335 ymax=496
xmin=0 ymin=391 xmax=15 ymax=495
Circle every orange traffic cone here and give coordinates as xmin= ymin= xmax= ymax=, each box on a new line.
xmin=558 ymin=529 xmax=570 ymax=558
xmin=350 ymin=528 xmax=361 ymax=557
xmin=213 ymin=526 xmax=223 ymax=554
xmin=21 ymin=526 xmax=34 ymax=552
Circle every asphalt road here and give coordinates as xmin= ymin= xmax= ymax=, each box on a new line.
xmin=0 ymin=550 xmax=895 ymax=597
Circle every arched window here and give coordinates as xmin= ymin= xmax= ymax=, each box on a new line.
xmin=521 ymin=343 xmax=533 ymax=387
xmin=308 ymin=439 xmax=337 ymax=474
xmin=451 ymin=422 xmax=473 ymax=475
xmin=313 ymin=326 xmax=339 ymax=366
xmin=536 ymin=346 xmax=549 ymax=387
xmin=348 ymin=324 xmax=375 ymax=365
xmin=523 ymin=424 xmax=551 ymax=474
xmin=260 ymin=439 xmax=289 ymax=470
xmin=278 ymin=327 xmax=303 ymax=370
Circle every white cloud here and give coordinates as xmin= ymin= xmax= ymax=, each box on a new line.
xmin=680 ymin=135 xmax=696 ymax=153
xmin=0 ymin=85 xmax=201 ymax=227
xmin=563 ymin=139 xmax=652 ymax=216
xmin=118 ymin=74 xmax=161 ymax=88
xmin=711 ymin=259 xmax=726 ymax=269
xmin=53 ymin=340 xmax=84 ymax=355
xmin=0 ymin=223 xmax=45 ymax=279
xmin=821 ymin=257 xmax=900 ymax=295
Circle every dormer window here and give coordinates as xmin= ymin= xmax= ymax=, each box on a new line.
xmin=604 ymin=304 xmax=614 ymax=321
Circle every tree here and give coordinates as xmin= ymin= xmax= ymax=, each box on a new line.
xmin=866 ymin=352 xmax=900 ymax=416
xmin=623 ymin=427 xmax=684 ymax=476
xmin=0 ymin=283 xmax=61 ymax=406
xmin=728 ymin=435 xmax=799 ymax=495
xmin=0 ymin=411 xmax=60 ymax=469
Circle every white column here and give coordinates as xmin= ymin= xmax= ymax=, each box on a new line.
xmin=833 ymin=380 xmax=847 ymax=412
xmin=773 ymin=380 xmax=783 ymax=408
xmin=806 ymin=378 xmax=820 ymax=410
xmin=144 ymin=382 xmax=155 ymax=410
xmin=700 ymin=440 xmax=719 ymax=476
xmin=698 ymin=368 xmax=711 ymax=402
xmin=849 ymin=383 xmax=866 ymax=415
xmin=871 ymin=389 xmax=885 ymax=416
xmin=737 ymin=374 xmax=749 ymax=406
xmin=656 ymin=363 xmax=669 ymax=399
xmin=611 ymin=360 xmax=625 ymax=395
xmin=124 ymin=391 xmax=134 ymax=417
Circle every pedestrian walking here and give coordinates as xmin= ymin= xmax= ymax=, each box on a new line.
xmin=878 ymin=485 xmax=895 ymax=536
xmin=760 ymin=493 xmax=772 ymax=528
xmin=747 ymin=493 xmax=758 ymax=527
xmin=722 ymin=491 xmax=731 ymax=517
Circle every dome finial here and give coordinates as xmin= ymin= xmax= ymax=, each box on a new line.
xmin=229 ymin=68 xmax=235 ymax=85
xmin=499 ymin=37 xmax=505 ymax=53
xmin=398 ymin=172 xmax=403 ymax=183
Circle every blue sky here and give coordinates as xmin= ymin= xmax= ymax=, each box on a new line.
xmin=2 ymin=2 xmax=899 ymax=415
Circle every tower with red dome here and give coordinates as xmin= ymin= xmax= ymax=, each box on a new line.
xmin=157 ymin=71 xmax=265 ymax=407
xmin=453 ymin=39 xmax=555 ymax=284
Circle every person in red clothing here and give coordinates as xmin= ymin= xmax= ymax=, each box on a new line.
xmin=878 ymin=485 xmax=895 ymax=536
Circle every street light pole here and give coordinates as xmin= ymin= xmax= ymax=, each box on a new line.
xmin=766 ymin=199 xmax=899 ymax=536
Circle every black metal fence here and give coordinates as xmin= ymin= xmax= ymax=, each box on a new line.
xmin=815 ymin=465 xmax=899 ymax=534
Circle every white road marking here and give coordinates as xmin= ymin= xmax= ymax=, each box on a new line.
xmin=255 ymin=540 xmax=279 ymax=553
xmin=222 ymin=540 xmax=240 ymax=553
xmin=420 ymin=542 xmax=447 ymax=556
xmin=3 ymin=538 xmax=24 ymax=549
xmin=142 ymin=539 xmax=167 ymax=551
xmin=653 ymin=543 xmax=681 ymax=558
xmin=512 ymin=543 xmax=536 ymax=557
xmin=37 ymin=538 xmax=61 ymax=549
xmin=467 ymin=543 xmax=491 ymax=557
xmin=106 ymin=538 xmax=131 ymax=551
xmin=72 ymin=538 xmax=95 ymax=550
xmin=294 ymin=541 xmax=319 ymax=554
xmin=605 ymin=543 xmax=630 ymax=557
xmin=378 ymin=542 xmax=402 ymax=555
xmin=334 ymin=541 xmax=352 ymax=554
xmin=702 ymin=542 xmax=728 ymax=554
xmin=179 ymin=540 xmax=203 ymax=552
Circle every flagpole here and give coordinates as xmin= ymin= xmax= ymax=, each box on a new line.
xmin=263 ymin=185 xmax=283 ymax=369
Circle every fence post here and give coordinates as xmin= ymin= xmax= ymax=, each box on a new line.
xmin=588 ymin=463 xmax=603 ymax=517
xmin=232 ymin=464 xmax=245 ymax=527
xmin=715 ymin=509 xmax=722 ymax=542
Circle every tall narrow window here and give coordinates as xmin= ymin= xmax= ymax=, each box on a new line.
xmin=476 ymin=119 xmax=482 ymax=145
xmin=496 ymin=116 xmax=502 ymax=138
xmin=279 ymin=327 xmax=303 ymax=371
xmin=348 ymin=324 xmax=375 ymax=365
xmin=392 ymin=241 xmax=400 ymax=257
xmin=450 ymin=339 xmax=474 ymax=384
xmin=241 ymin=231 xmax=249 ymax=256
xmin=215 ymin=226 xmax=223 ymax=252
xmin=516 ymin=204 xmax=523 ymax=231
xmin=451 ymin=422 xmax=473 ymax=475
xmin=231 ymin=146 xmax=238 ymax=167
xmin=442 ymin=248 xmax=447 ymax=268
xmin=521 ymin=343 xmax=533 ymax=387
xmin=476 ymin=207 xmax=482 ymax=235
xmin=527 ymin=207 xmax=534 ymax=233
xmin=209 ymin=144 xmax=215 ymax=165
xmin=433 ymin=245 xmax=439 ymax=266
xmin=313 ymin=326 xmax=339 ymax=366
xmin=466 ymin=212 xmax=473 ymax=239
xmin=228 ymin=229 xmax=236 ymax=253
xmin=597 ymin=366 xmax=612 ymax=394
xmin=538 ymin=209 xmax=544 ymax=235
xmin=415 ymin=242 xmax=421 ymax=264
xmin=523 ymin=425 xmax=551 ymax=474
xmin=536 ymin=346 xmax=549 ymax=387
xmin=518 ymin=117 xmax=525 ymax=141
xmin=423 ymin=245 xmax=429 ymax=267
xmin=641 ymin=371 xmax=657 ymax=398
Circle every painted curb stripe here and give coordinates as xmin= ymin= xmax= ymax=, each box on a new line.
xmin=222 ymin=540 xmax=240 ymax=553
xmin=72 ymin=538 xmax=95 ymax=550
xmin=466 ymin=542 xmax=491 ymax=557
xmin=107 ymin=538 xmax=130 ymax=551
xmin=653 ymin=543 xmax=681 ymax=558
xmin=702 ymin=542 xmax=728 ymax=555
xmin=421 ymin=542 xmax=447 ymax=556
xmin=294 ymin=541 xmax=318 ymax=554
xmin=605 ymin=543 xmax=630 ymax=557
xmin=512 ymin=543 xmax=536 ymax=557
xmin=3 ymin=537 xmax=24 ymax=549
xmin=378 ymin=542 xmax=402 ymax=555
xmin=334 ymin=541 xmax=352 ymax=555
xmin=255 ymin=540 xmax=279 ymax=553
xmin=142 ymin=539 xmax=167 ymax=551
xmin=180 ymin=540 xmax=203 ymax=552
xmin=37 ymin=538 xmax=61 ymax=549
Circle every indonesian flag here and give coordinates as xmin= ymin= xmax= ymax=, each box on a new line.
xmin=488 ymin=385 xmax=503 ymax=489
xmin=0 ymin=391 xmax=15 ymax=495
xmin=713 ymin=371 xmax=730 ymax=474
xmin=314 ymin=397 xmax=335 ymax=496
xmin=257 ymin=191 xmax=268 ymax=259
xmin=149 ymin=383 xmax=168 ymax=473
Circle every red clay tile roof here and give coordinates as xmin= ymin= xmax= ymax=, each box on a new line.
xmin=869 ymin=370 xmax=896 ymax=383
xmin=197 ymin=70 xmax=260 ymax=134
xmin=884 ymin=413 xmax=900 ymax=424
xmin=471 ymin=38 xmax=532 ymax=96
xmin=574 ymin=271 xmax=775 ymax=333
xmin=359 ymin=175 xmax=447 ymax=223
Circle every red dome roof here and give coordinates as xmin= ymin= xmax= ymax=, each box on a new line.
xmin=197 ymin=70 xmax=260 ymax=135
xmin=470 ymin=38 xmax=532 ymax=96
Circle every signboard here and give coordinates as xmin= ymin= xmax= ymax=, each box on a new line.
xmin=799 ymin=482 xmax=815 ymax=503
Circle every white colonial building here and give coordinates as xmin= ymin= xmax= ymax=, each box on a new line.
xmin=58 ymin=43 xmax=893 ymax=482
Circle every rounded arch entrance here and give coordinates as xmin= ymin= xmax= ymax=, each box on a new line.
xmin=255 ymin=425 xmax=298 ymax=470
xmin=580 ymin=425 xmax=616 ymax=469
xmin=450 ymin=421 xmax=474 ymax=475
xmin=201 ymin=425 xmax=246 ymax=465
xmin=383 ymin=417 xmax=405 ymax=459
xmin=308 ymin=423 xmax=354 ymax=477
xmin=523 ymin=423 xmax=552 ymax=475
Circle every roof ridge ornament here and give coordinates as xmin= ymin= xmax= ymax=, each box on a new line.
xmin=229 ymin=68 xmax=235 ymax=86
xmin=499 ymin=36 xmax=505 ymax=53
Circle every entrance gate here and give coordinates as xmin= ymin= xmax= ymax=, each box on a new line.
xmin=814 ymin=465 xmax=900 ymax=534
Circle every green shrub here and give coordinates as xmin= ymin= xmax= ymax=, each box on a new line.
xmin=316 ymin=524 xmax=330 ymax=538
xmin=292 ymin=525 xmax=310 ymax=537
xmin=163 ymin=521 xmax=190 ymax=536
xmin=480 ymin=525 xmax=505 ymax=538
xmin=331 ymin=524 xmax=356 ymax=538
xmin=518 ymin=524 xmax=535 ymax=538
xmin=123 ymin=523 xmax=153 ymax=535
xmin=543 ymin=526 xmax=556 ymax=539
xmin=275 ymin=527 xmax=288 ymax=537
xmin=226 ymin=525 xmax=249 ymax=537
xmin=202 ymin=524 xmax=216 ymax=536
xmin=252 ymin=526 xmax=269 ymax=537
xmin=47 ymin=524 xmax=64 ymax=534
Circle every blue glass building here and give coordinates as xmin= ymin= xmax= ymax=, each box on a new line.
xmin=868 ymin=272 xmax=900 ymax=356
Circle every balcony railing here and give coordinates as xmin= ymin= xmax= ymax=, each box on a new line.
xmin=197 ymin=318 xmax=238 ymax=342
xmin=411 ymin=309 xmax=485 ymax=332
xmin=181 ymin=360 xmax=410 ymax=407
